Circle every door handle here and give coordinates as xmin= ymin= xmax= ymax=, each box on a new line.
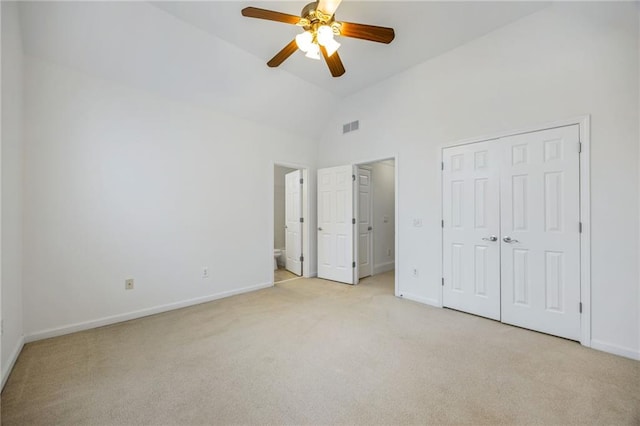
xmin=318 ymin=227 xmax=323 ymax=231
xmin=482 ymin=235 xmax=498 ymax=242
xmin=368 ymin=226 xmax=373 ymax=231
xmin=503 ymin=236 xmax=519 ymax=243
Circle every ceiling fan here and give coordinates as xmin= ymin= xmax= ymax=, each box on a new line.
xmin=241 ymin=0 xmax=395 ymax=77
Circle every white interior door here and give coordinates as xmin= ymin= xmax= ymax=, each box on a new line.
xmin=358 ymin=167 xmax=373 ymax=279
xmin=500 ymin=125 xmax=581 ymax=340
xmin=317 ymin=165 xmax=355 ymax=284
xmin=442 ymin=141 xmax=501 ymax=320
xmin=285 ymin=170 xmax=302 ymax=276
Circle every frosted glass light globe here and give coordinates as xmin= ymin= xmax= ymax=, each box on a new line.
xmin=295 ymin=31 xmax=313 ymax=52
xmin=305 ymin=42 xmax=321 ymax=60
xmin=316 ymin=25 xmax=334 ymax=46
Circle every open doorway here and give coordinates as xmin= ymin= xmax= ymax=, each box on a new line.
xmin=274 ymin=164 xmax=306 ymax=283
xmin=355 ymin=159 xmax=395 ymax=288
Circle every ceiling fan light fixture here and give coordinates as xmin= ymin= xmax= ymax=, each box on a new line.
xmin=241 ymin=2 xmax=395 ymax=77
xmin=305 ymin=42 xmax=321 ymax=60
xmin=323 ymin=38 xmax=341 ymax=57
xmin=295 ymin=31 xmax=314 ymax=52
xmin=316 ymin=25 xmax=334 ymax=46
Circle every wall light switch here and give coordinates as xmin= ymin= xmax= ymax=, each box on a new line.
xmin=412 ymin=218 xmax=423 ymax=227
xmin=125 ymin=279 xmax=134 ymax=290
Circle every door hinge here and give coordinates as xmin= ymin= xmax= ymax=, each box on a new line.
xmin=352 ymin=218 xmax=356 ymax=225
xmin=299 ymin=255 xmax=304 ymax=262
xmin=300 ymin=217 xmax=304 ymax=223
xmin=352 ymin=261 xmax=356 ymax=268
xmin=441 ymin=277 xmax=444 ymax=286
xmin=579 ymin=222 xmax=582 ymax=233
xmin=299 ymin=178 xmax=303 ymax=184
xmin=441 ymin=220 xmax=444 ymax=228
xmin=578 ymin=142 xmax=582 ymax=153
xmin=352 ymin=174 xmax=356 ymax=182
xmin=579 ymin=302 xmax=582 ymax=313
xmin=441 ymin=162 xmax=444 ymax=171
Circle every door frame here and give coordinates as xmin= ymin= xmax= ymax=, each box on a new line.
xmin=439 ymin=116 xmax=591 ymax=347
xmin=271 ymin=162 xmax=310 ymax=282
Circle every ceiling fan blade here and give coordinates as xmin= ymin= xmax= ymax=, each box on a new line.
xmin=339 ymin=22 xmax=395 ymax=44
xmin=320 ymin=46 xmax=346 ymax=77
xmin=267 ymin=39 xmax=299 ymax=67
xmin=317 ymin=0 xmax=342 ymax=16
xmin=241 ymin=7 xmax=301 ymax=25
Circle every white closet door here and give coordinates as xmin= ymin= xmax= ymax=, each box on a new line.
xmin=285 ymin=170 xmax=302 ymax=276
xmin=500 ymin=125 xmax=581 ymax=340
xmin=317 ymin=165 xmax=355 ymax=284
xmin=442 ymin=141 xmax=501 ymax=320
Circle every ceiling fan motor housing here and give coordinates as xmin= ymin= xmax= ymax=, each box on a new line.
xmin=300 ymin=1 xmax=341 ymax=35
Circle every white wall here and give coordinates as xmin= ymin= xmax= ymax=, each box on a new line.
xmin=22 ymin=57 xmax=318 ymax=339
xmin=274 ymin=165 xmax=296 ymax=251
xmin=319 ymin=3 xmax=640 ymax=359
xmin=1 ymin=1 xmax=25 ymax=386
xmin=370 ymin=161 xmax=395 ymax=274
xmin=17 ymin=1 xmax=337 ymax=138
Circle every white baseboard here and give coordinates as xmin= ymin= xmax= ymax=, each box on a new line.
xmin=373 ymin=261 xmax=395 ymax=275
xmin=398 ymin=292 xmax=441 ymax=308
xmin=25 ymin=282 xmax=273 ymax=343
xmin=2 ymin=336 xmax=25 ymax=390
xmin=591 ymin=339 xmax=640 ymax=361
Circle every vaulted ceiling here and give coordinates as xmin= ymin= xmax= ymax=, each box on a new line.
xmin=17 ymin=1 xmax=549 ymax=134
xmin=152 ymin=1 xmax=548 ymax=96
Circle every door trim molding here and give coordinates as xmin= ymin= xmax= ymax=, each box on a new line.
xmin=440 ymin=116 xmax=591 ymax=347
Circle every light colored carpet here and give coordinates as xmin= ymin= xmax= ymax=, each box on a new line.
xmin=274 ymin=268 xmax=299 ymax=283
xmin=2 ymin=271 xmax=639 ymax=425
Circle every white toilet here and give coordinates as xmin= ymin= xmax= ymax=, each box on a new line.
xmin=273 ymin=249 xmax=285 ymax=270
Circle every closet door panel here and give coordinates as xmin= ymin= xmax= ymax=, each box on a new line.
xmin=499 ymin=125 xmax=581 ymax=340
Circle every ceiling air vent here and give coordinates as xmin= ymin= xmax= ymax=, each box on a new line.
xmin=342 ymin=120 xmax=360 ymax=134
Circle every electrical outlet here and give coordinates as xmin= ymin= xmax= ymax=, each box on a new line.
xmin=125 ymin=279 xmax=134 ymax=290
xmin=412 ymin=268 xmax=419 ymax=278
xmin=202 ymin=267 xmax=209 ymax=279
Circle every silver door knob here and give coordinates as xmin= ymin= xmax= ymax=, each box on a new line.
xmin=482 ymin=236 xmax=498 ymax=242
xmin=503 ymin=236 xmax=519 ymax=243
xmin=318 ymin=227 xmax=323 ymax=231
xmin=368 ymin=226 xmax=373 ymax=231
